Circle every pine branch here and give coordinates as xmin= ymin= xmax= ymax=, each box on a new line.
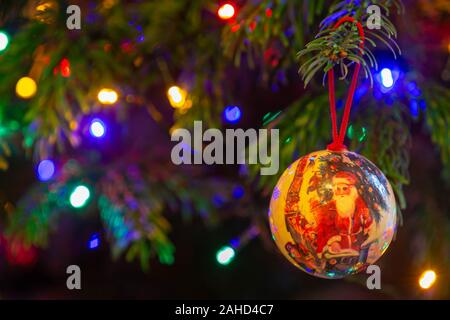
xmin=424 ymin=85 xmax=450 ymax=181
xmin=298 ymin=0 xmax=403 ymax=87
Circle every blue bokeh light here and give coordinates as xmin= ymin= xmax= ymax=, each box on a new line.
xmin=407 ymin=81 xmax=422 ymax=96
xmin=232 ymin=185 xmax=245 ymax=199
xmin=88 ymin=233 xmax=100 ymax=250
xmin=380 ymin=68 xmax=394 ymax=88
xmin=89 ymin=118 xmax=106 ymax=138
xmin=37 ymin=159 xmax=55 ymax=182
xmin=224 ymin=106 xmax=242 ymax=123
xmin=409 ymin=99 xmax=419 ymax=117
xmin=419 ymin=99 xmax=427 ymax=110
xmin=406 ymin=81 xmax=417 ymax=92
xmin=229 ymin=238 xmax=240 ymax=248
xmin=212 ymin=194 xmax=225 ymax=208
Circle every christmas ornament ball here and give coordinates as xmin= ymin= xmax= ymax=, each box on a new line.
xmin=269 ymin=149 xmax=397 ymax=279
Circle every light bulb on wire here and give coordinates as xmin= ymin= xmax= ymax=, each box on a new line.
xmin=216 ymin=245 xmax=235 ymax=265
xmin=69 ymin=185 xmax=91 ymax=209
xmin=89 ymin=118 xmax=106 ymax=138
xmin=380 ymin=68 xmax=394 ymax=88
xmin=0 ymin=31 xmax=9 ymax=52
xmin=419 ymin=269 xmax=437 ymax=289
xmin=88 ymin=233 xmax=100 ymax=250
xmin=167 ymin=85 xmax=187 ymax=108
xmin=224 ymin=105 xmax=241 ymax=123
xmin=37 ymin=159 xmax=55 ymax=182
xmin=215 ymin=226 xmax=259 ymax=267
xmin=218 ymin=3 xmax=236 ymax=20
xmin=97 ymin=88 xmax=118 ymax=105
xmin=60 ymin=58 xmax=71 ymax=77
xmin=16 ymin=77 xmax=37 ymax=99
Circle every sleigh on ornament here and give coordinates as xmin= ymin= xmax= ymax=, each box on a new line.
xmin=321 ymin=242 xmax=371 ymax=272
xmin=284 ymin=196 xmax=375 ymax=275
xmin=284 ymin=225 xmax=373 ymax=275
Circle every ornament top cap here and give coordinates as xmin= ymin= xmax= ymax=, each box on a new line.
xmin=327 ymin=142 xmax=348 ymax=152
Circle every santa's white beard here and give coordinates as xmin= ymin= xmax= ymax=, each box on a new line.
xmin=335 ymin=196 xmax=356 ymax=218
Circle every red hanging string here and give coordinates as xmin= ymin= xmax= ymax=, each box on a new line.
xmin=326 ymin=17 xmax=365 ymax=152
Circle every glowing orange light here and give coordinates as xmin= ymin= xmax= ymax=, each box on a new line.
xmin=419 ymin=270 xmax=436 ymax=289
xmin=218 ymin=3 xmax=236 ymax=20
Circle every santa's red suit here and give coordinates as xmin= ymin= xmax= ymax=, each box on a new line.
xmin=312 ymin=197 xmax=373 ymax=255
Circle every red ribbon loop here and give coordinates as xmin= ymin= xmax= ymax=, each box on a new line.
xmin=326 ymin=17 xmax=365 ymax=152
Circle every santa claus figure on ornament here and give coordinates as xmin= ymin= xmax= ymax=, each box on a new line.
xmin=314 ymin=171 xmax=375 ymax=268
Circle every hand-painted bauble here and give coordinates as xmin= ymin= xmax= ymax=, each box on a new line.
xmin=269 ymin=149 xmax=397 ymax=279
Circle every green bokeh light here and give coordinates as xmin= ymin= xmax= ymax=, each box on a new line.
xmin=0 ymin=31 xmax=10 ymax=52
xmin=216 ymin=245 xmax=235 ymax=266
xmin=69 ymin=185 xmax=91 ymax=208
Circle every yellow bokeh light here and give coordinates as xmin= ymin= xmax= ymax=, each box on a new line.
xmin=16 ymin=77 xmax=37 ymax=99
xmin=169 ymin=125 xmax=179 ymax=136
xmin=167 ymin=86 xmax=187 ymax=108
xmin=419 ymin=270 xmax=436 ymax=289
xmin=69 ymin=120 xmax=78 ymax=131
xmin=36 ymin=2 xmax=55 ymax=12
xmin=97 ymin=88 xmax=118 ymax=105
xmin=180 ymin=99 xmax=193 ymax=112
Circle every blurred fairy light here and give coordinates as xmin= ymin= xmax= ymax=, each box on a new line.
xmin=380 ymin=68 xmax=394 ymax=88
xmin=69 ymin=185 xmax=91 ymax=209
xmin=216 ymin=246 xmax=235 ymax=265
xmin=347 ymin=125 xmax=367 ymax=142
xmin=347 ymin=125 xmax=354 ymax=139
xmin=212 ymin=194 xmax=225 ymax=208
xmin=16 ymin=76 xmax=37 ymax=99
xmin=36 ymin=2 xmax=54 ymax=12
xmin=0 ymin=31 xmax=9 ymax=51
xmin=407 ymin=81 xmax=421 ymax=97
xmin=375 ymin=67 xmax=400 ymax=94
xmin=232 ymin=185 xmax=245 ymax=199
xmin=88 ymin=233 xmax=100 ymax=250
xmin=37 ymin=159 xmax=55 ymax=182
xmin=167 ymin=85 xmax=187 ymax=108
xmin=216 ymin=226 xmax=260 ymax=266
xmin=409 ymin=99 xmax=419 ymax=118
xmin=89 ymin=118 xmax=106 ymax=138
xmin=224 ymin=105 xmax=241 ymax=123
xmin=97 ymin=88 xmax=118 ymax=105
xmin=60 ymin=58 xmax=71 ymax=77
xmin=419 ymin=270 xmax=437 ymax=289
xmin=217 ymin=3 xmax=236 ymax=20
xmin=54 ymin=58 xmax=71 ymax=77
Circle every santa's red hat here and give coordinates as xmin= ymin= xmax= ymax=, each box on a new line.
xmin=332 ymin=171 xmax=357 ymax=185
